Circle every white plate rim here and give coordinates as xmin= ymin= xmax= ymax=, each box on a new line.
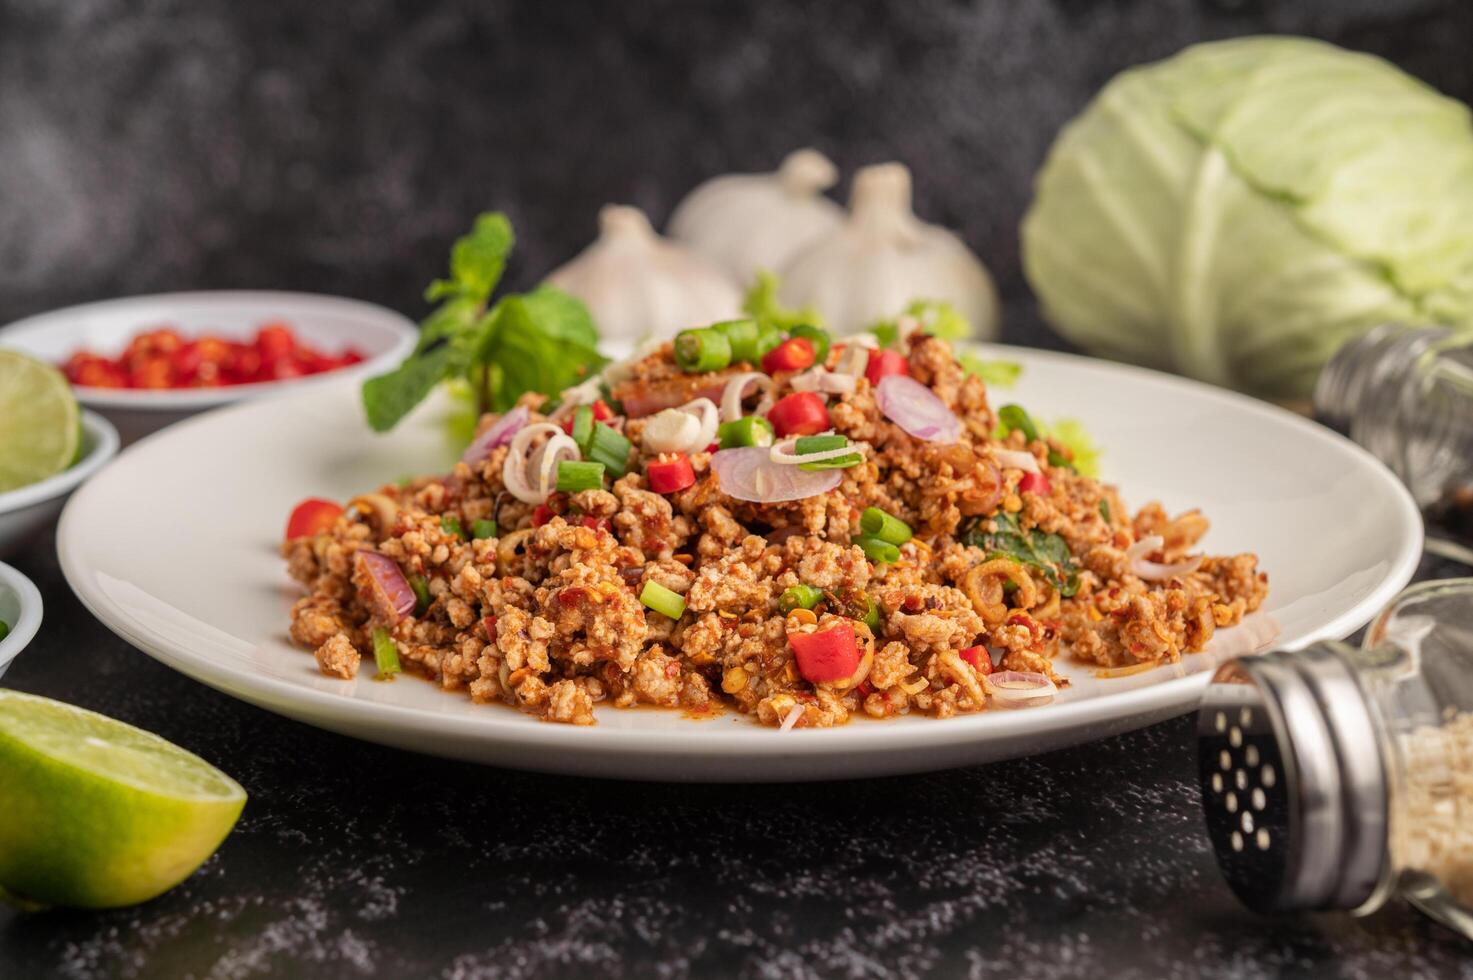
xmin=0 ymin=290 xmax=419 ymax=411
xmin=55 ymin=343 xmax=1425 ymax=770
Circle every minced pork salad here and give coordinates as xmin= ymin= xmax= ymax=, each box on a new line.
xmin=283 ymin=320 xmax=1267 ymax=728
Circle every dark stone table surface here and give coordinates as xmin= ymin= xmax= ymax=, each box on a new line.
xmin=3 ymin=539 xmax=1470 ymax=979
xmin=5 ymin=2 xmax=1473 ymax=976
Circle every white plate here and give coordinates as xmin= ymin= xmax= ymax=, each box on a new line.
xmin=0 ymin=291 xmax=418 ymax=444
xmin=0 ymin=561 xmax=43 ymax=681
xmin=56 ymin=346 xmax=1422 ymax=781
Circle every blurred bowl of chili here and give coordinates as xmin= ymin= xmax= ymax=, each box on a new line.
xmin=0 ymin=291 xmax=417 ymax=444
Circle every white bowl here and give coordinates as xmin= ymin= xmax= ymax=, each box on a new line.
xmin=0 ymin=561 xmax=43 ymax=680
xmin=0 ymin=411 xmax=120 ymax=557
xmin=0 ymin=291 xmax=419 ymax=444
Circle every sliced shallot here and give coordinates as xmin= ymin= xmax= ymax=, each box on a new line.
xmin=355 ymin=551 xmax=416 ymax=622
xmin=1125 ymin=534 xmax=1204 ymax=581
xmin=875 ymin=375 xmax=962 ymax=443
xmin=983 ymin=670 xmax=1057 ymax=707
xmin=992 ymin=448 xmax=1041 ymax=475
xmin=720 ymin=372 xmax=775 ymax=422
xmin=709 ymin=446 xmax=842 ymax=503
xmin=462 ymin=405 xmax=529 ymax=466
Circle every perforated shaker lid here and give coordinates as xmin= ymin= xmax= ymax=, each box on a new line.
xmin=1197 ymin=644 xmax=1390 ymax=913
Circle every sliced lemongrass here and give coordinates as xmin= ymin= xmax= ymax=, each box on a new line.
xmin=642 ymin=408 xmax=702 ymax=454
xmin=719 ymin=372 xmax=774 ymax=422
xmin=681 ymin=397 xmax=720 ymax=450
xmin=992 ymin=447 xmax=1041 ymax=474
xmin=779 ymin=703 xmax=806 ymax=731
xmin=502 ymin=421 xmax=566 ymax=504
xmin=790 ymin=367 xmax=858 ymax=395
xmin=834 ymin=344 xmax=871 ymax=377
xmin=531 ymin=433 xmax=581 ymax=501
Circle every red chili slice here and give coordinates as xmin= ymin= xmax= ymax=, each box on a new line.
xmin=865 ymin=349 xmax=910 ymax=386
xmin=761 ymin=337 xmax=815 ymax=374
xmin=766 ymin=391 xmax=830 ymax=438
xmin=646 ymin=453 xmax=696 ymax=494
xmin=285 ymin=498 xmax=344 ymax=539
xmin=790 ymin=622 xmax=861 ymax=684
xmin=959 ymin=645 xmax=993 ymax=674
xmin=1018 ymin=472 xmax=1051 ymax=496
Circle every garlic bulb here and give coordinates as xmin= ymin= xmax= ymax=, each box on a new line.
xmin=668 ymin=148 xmax=845 ymax=285
xmin=777 ymin=163 xmax=999 ymax=339
xmin=545 ymin=205 xmax=742 ymax=342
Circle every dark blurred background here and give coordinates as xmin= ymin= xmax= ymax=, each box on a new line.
xmin=2 ymin=0 xmax=1471 ymax=344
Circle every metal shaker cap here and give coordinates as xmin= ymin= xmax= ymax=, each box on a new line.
xmin=1197 ymin=644 xmax=1390 ymax=913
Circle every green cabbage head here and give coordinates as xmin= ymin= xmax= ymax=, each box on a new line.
xmin=1022 ymin=36 xmax=1473 ymax=398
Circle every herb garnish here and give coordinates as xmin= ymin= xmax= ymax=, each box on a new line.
xmin=743 ymin=270 xmax=825 ymax=334
xmin=362 ymin=213 xmax=606 ymax=432
xmin=963 ymin=512 xmax=1082 ymax=598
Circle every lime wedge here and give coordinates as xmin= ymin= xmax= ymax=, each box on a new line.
xmin=0 ymin=689 xmax=246 ymax=909
xmin=0 ymin=350 xmax=81 ymax=492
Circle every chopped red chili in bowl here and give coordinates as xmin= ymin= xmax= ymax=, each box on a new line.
xmin=61 ymin=322 xmax=365 ymax=390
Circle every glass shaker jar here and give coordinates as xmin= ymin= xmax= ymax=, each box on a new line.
xmin=1197 ymin=578 xmax=1473 ymax=938
xmin=1314 ymin=325 xmax=1473 ymax=538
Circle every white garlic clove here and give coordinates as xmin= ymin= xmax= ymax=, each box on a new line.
xmin=668 ymin=148 xmax=845 ymax=287
xmin=546 ymin=205 xmax=742 ymax=342
xmin=776 ymin=162 xmax=1000 ymax=339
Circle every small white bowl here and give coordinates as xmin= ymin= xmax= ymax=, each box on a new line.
xmin=0 ymin=561 xmax=43 ymax=680
xmin=0 ymin=411 xmax=120 ymax=556
xmin=0 ymin=291 xmax=419 ymax=444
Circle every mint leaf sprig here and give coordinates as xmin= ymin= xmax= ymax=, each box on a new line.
xmin=362 ymin=213 xmax=606 ymax=433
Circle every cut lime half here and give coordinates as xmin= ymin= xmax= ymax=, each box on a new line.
xmin=0 ymin=689 xmax=247 ymax=909
xmin=0 ymin=350 xmax=81 ymax=492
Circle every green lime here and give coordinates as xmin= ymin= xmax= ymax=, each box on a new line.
xmin=0 ymin=689 xmax=246 ymax=909
xmin=0 ymin=350 xmax=81 ymax=493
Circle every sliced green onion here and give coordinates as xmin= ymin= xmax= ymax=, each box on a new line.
xmin=859 ymin=507 xmax=913 ymax=545
xmin=713 ymin=318 xmax=760 ymax=364
xmin=755 ymin=324 xmax=784 ymax=358
xmin=997 ymin=404 xmax=1041 ymax=443
xmin=853 ymin=535 xmax=900 ymax=564
xmin=473 ymin=518 xmax=498 ymax=539
xmin=1047 ymin=448 xmax=1074 ymax=471
xmin=674 ymin=327 xmax=733 ymax=373
xmin=556 ymin=460 xmax=605 ymax=493
xmin=571 ymin=405 xmax=595 ymax=450
xmin=0 ymin=619 xmax=8 ymax=642
xmin=778 ymin=584 xmax=824 ymax=613
xmin=861 ymin=595 xmax=882 ymax=631
xmin=788 ymin=324 xmax=831 ymax=364
xmin=798 ymin=453 xmax=862 ymax=471
xmin=372 ymin=626 xmax=401 ymax=678
xmin=440 ymin=514 xmax=464 ymax=539
xmin=639 ymin=581 xmax=687 ymax=619
xmin=1098 ymin=499 xmax=1112 ymax=524
xmin=794 ymin=434 xmax=848 ymax=454
xmin=585 ymin=423 xmax=632 ymax=478
xmin=409 ymin=574 xmax=432 ymax=615
xmin=718 ymin=415 xmax=775 ymax=449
